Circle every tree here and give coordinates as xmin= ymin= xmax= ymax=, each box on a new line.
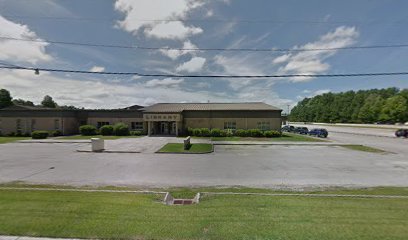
xmin=358 ymin=94 xmax=384 ymax=123
xmin=0 ymin=89 xmax=12 ymax=109
xmin=12 ymin=98 xmax=35 ymax=106
xmin=380 ymin=95 xmax=408 ymax=122
xmin=41 ymin=95 xmax=57 ymax=108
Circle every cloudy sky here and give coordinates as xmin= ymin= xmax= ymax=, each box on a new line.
xmin=1 ymin=0 xmax=408 ymax=111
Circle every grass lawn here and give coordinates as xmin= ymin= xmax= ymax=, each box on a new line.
xmin=59 ymin=135 xmax=142 ymax=140
xmin=0 ymin=137 xmax=31 ymax=144
xmin=340 ymin=144 xmax=386 ymax=153
xmin=158 ymin=143 xmax=213 ymax=153
xmin=0 ymin=186 xmax=407 ymax=240
xmin=211 ymin=133 xmax=326 ymax=142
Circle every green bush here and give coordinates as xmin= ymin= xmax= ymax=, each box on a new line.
xmin=7 ymin=132 xmax=16 ymax=137
xmin=113 ymin=123 xmax=130 ymax=136
xmin=187 ymin=128 xmax=194 ymax=136
xmin=100 ymin=125 xmax=114 ymax=136
xmin=192 ymin=128 xmax=201 ymax=137
xmin=31 ymin=131 xmax=49 ymax=139
xmin=248 ymin=129 xmax=263 ymax=137
xmin=219 ymin=130 xmax=228 ymax=137
xmin=16 ymin=130 xmax=23 ymax=137
xmin=22 ymin=132 xmax=31 ymax=137
xmin=235 ymin=129 xmax=249 ymax=137
xmin=200 ymin=128 xmax=211 ymax=137
xmin=79 ymin=125 xmax=97 ymax=136
xmin=263 ymin=130 xmax=281 ymax=138
xmin=130 ymin=130 xmax=143 ymax=136
xmin=210 ymin=128 xmax=222 ymax=137
xmin=50 ymin=130 xmax=62 ymax=137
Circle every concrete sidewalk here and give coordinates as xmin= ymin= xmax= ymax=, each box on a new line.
xmin=0 ymin=236 xmax=83 ymax=240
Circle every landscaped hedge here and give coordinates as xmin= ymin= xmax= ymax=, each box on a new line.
xmin=50 ymin=130 xmax=62 ymax=137
xmin=79 ymin=125 xmax=97 ymax=136
xmin=130 ymin=130 xmax=145 ymax=136
xmin=31 ymin=131 xmax=49 ymax=139
xmin=187 ymin=128 xmax=281 ymax=138
xmin=100 ymin=125 xmax=114 ymax=136
xmin=113 ymin=123 xmax=130 ymax=136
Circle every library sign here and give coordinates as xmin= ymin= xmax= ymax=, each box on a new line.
xmin=143 ymin=114 xmax=182 ymax=122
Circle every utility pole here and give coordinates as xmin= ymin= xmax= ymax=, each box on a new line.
xmin=287 ymin=104 xmax=290 ymax=125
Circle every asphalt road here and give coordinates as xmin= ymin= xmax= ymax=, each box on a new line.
xmin=292 ymin=123 xmax=408 ymax=155
xmin=0 ymin=132 xmax=407 ymax=189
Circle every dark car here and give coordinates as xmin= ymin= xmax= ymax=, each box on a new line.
xmin=281 ymin=125 xmax=295 ymax=132
xmin=308 ymin=128 xmax=328 ymax=138
xmin=294 ymin=127 xmax=309 ymax=135
xmin=395 ymin=129 xmax=408 ymax=138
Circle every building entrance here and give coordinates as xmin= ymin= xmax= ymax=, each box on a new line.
xmin=155 ymin=121 xmax=176 ymax=135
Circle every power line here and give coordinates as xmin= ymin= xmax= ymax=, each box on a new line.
xmin=2 ymin=36 xmax=408 ymax=52
xmin=3 ymin=15 xmax=407 ymax=25
xmin=2 ymin=65 xmax=408 ymax=78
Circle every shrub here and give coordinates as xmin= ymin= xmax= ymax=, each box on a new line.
xmin=50 ymin=130 xmax=62 ymax=137
xmin=235 ymin=129 xmax=250 ymax=137
xmin=79 ymin=125 xmax=97 ymax=136
xmin=220 ymin=130 xmax=228 ymax=137
xmin=248 ymin=129 xmax=263 ymax=137
xmin=130 ymin=130 xmax=143 ymax=136
xmin=7 ymin=132 xmax=16 ymax=137
xmin=31 ymin=131 xmax=49 ymax=139
xmin=113 ymin=123 xmax=130 ymax=136
xmin=22 ymin=132 xmax=31 ymax=137
xmin=226 ymin=129 xmax=234 ymax=137
xmin=263 ymin=130 xmax=281 ymax=138
xmin=192 ymin=128 xmax=201 ymax=137
xmin=210 ymin=128 xmax=222 ymax=137
xmin=187 ymin=127 xmax=194 ymax=136
xmin=200 ymin=128 xmax=211 ymax=137
xmin=16 ymin=130 xmax=23 ymax=137
xmin=100 ymin=125 xmax=114 ymax=136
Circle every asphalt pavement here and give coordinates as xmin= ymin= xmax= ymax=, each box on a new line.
xmin=0 ymin=131 xmax=407 ymax=189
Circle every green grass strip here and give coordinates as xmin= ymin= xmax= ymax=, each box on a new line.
xmin=0 ymin=187 xmax=407 ymax=239
xmin=157 ymin=143 xmax=213 ymax=153
xmin=340 ymin=144 xmax=386 ymax=153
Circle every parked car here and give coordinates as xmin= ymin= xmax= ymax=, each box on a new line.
xmin=308 ymin=128 xmax=328 ymax=138
xmin=294 ymin=127 xmax=309 ymax=135
xmin=395 ymin=129 xmax=408 ymax=138
xmin=281 ymin=125 xmax=295 ymax=132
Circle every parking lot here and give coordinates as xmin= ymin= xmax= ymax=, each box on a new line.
xmin=1 ymin=131 xmax=408 ymax=189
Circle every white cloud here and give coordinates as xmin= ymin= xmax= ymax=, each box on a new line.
xmin=145 ymin=21 xmax=203 ymax=40
xmin=89 ymin=66 xmax=105 ymax=72
xmin=273 ymin=26 xmax=359 ymax=82
xmin=0 ymin=15 xmax=52 ymax=64
xmin=159 ymin=40 xmax=198 ymax=60
xmin=114 ymin=0 xmax=205 ymax=40
xmin=145 ymin=78 xmax=184 ymax=88
xmin=176 ymin=57 xmax=206 ymax=72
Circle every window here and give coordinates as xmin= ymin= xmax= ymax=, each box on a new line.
xmin=31 ymin=119 xmax=36 ymax=131
xmin=257 ymin=121 xmax=270 ymax=131
xmin=16 ymin=119 xmax=22 ymax=132
xmin=131 ymin=122 xmax=144 ymax=130
xmin=54 ymin=119 xmax=60 ymax=130
xmin=97 ymin=122 xmax=110 ymax=129
xmin=224 ymin=121 xmax=237 ymax=130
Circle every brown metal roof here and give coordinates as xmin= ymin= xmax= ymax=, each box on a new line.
xmin=142 ymin=102 xmax=282 ymax=113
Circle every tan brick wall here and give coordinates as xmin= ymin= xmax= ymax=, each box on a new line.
xmin=0 ymin=117 xmax=79 ymax=135
xmin=184 ymin=117 xmax=282 ymax=131
xmin=86 ymin=117 xmax=146 ymax=130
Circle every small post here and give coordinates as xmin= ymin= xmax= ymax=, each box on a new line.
xmin=184 ymin=136 xmax=191 ymax=150
xmin=91 ymin=138 xmax=104 ymax=152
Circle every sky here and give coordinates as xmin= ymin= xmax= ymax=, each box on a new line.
xmin=1 ymin=0 xmax=408 ymax=111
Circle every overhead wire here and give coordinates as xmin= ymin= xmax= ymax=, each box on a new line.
xmin=1 ymin=65 xmax=408 ymax=79
xmin=2 ymin=36 xmax=408 ymax=52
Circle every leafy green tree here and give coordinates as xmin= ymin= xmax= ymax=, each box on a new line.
xmin=0 ymin=89 xmax=12 ymax=109
xmin=41 ymin=95 xmax=57 ymax=108
xmin=380 ymin=95 xmax=407 ymax=122
xmin=358 ymin=94 xmax=384 ymax=123
xmin=12 ymin=98 xmax=35 ymax=106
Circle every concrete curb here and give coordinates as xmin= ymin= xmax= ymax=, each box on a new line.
xmin=76 ymin=150 xmax=141 ymax=153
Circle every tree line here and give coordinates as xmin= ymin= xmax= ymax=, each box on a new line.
xmin=289 ymin=87 xmax=408 ymax=123
xmin=0 ymin=88 xmax=78 ymax=110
